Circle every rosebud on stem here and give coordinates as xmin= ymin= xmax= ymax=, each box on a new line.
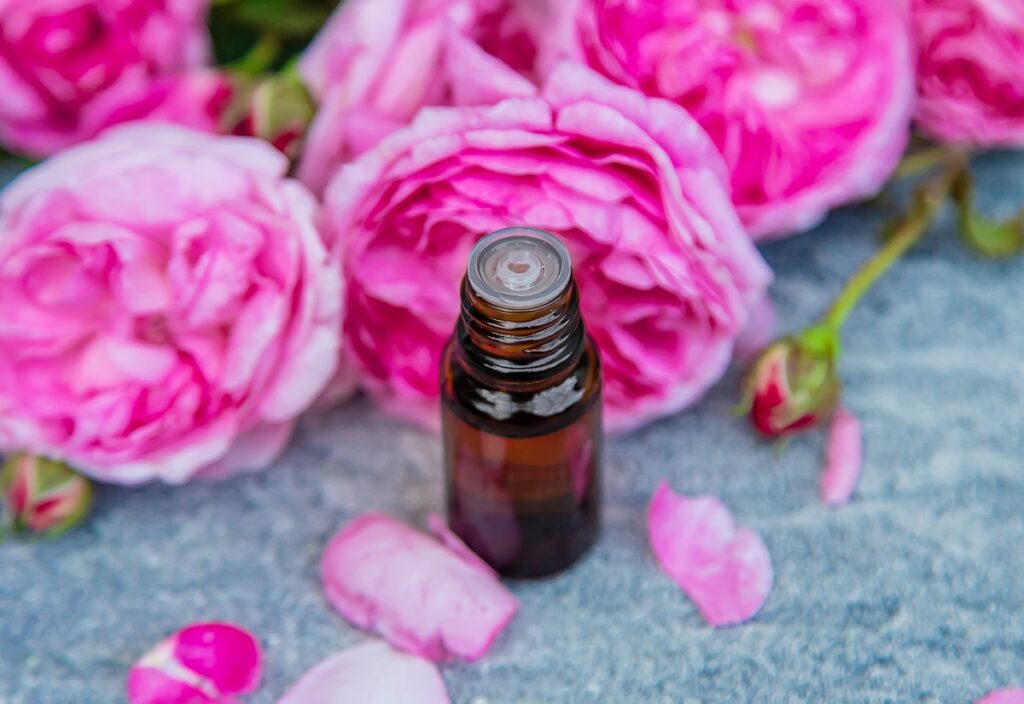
xmin=1 ymin=454 xmax=92 ymax=537
xmin=741 ymin=158 xmax=965 ymax=438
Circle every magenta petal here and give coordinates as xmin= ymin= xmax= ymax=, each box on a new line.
xmin=128 ymin=622 xmax=261 ymax=704
xmin=647 ymin=481 xmax=773 ymax=627
xmin=278 ymin=641 xmax=449 ymax=704
xmin=174 ymin=623 xmax=262 ymax=696
xmin=820 ymin=407 xmax=863 ymax=507
xmin=321 ymin=513 xmax=518 ymax=661
xmin=977 ymin=690 xmax=1024 ymax=704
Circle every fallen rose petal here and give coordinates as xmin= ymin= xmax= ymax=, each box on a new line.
xmin=821 ymin=407 xmax=863 ymax=507
xmin=977 ymin=690 xmax=1024 ymax=704
xmin=321 ymin=513 xmax=518 ymax=661
xmin=127 ymin=622 xmax=261 ymax=703
xmin=648 ymin=481 xmax=772 ymax=627
xmin=278 ymin=641 xmax=449 ymax=704
xmin=426 ymin=513 xmax=496 ymax=576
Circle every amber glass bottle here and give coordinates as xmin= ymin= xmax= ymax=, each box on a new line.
xmin=440 ymin=227 xmax=602 ymax=578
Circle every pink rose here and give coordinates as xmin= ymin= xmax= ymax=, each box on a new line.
xmin=0 ymin=0 xmax=215 ymax=157
xmin=912 ymin=0 xmax=1024 ymax=147
xmin=0 ymin=124 xmax=345 ymax=484
xmin=322 ymin=64 xmax=771 ymax=433
xmin=297 ymin=0 xmax=538 ymax=193
xmin=537 ymin=0 xmax=914 ymax=239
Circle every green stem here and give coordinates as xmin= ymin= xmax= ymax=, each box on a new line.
xmin=232 ymin=32 xmax=281 ymax=76
xmin=824 ymin=160 xmax=964 ymax=330
xmin=894 ymin=146 xmax=957 ymax=179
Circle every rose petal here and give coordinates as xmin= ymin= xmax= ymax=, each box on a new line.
xmin=733 ymin=295 xmax=777 ymax=363
xmin=427 ymin=513 xmax=497 ymax=576
xmin=173 ymin=623 xmax=262 ymax=695
xmin=278 ymin=641 xmax=449 ymax=704
xmin=977 ymin=689 xmax=1024 ymax=704
xmin=127 ymin=622 xmax=262 ymax=704
xmin=321 ymin=513 xmax=518 ymax=661
xmin=820 ymin=407 xmax=863 ymax=507
xmin=126 ymin=667 xmax=213 ymax=704
xmin=647 ymin=481 xmax=773 ymax=626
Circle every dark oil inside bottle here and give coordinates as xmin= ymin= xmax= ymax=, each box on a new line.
xmin=440 ymin=227 xmax=602 ymax=578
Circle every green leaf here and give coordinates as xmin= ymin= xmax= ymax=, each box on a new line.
xmin=232 ymin=0 xmax=336 ymax=38
xmin=209 ymin=0 xmax=337 ymax=70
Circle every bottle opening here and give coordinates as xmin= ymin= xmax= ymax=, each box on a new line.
xmin=468 ymin=227 xmax=572 ymax=310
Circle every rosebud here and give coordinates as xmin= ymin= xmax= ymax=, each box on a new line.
xmin=1 ymin=455 xmax=92 ymax=537
xmin=227 ymin=71 xmax=315 ymax=159
xmin=740 ymin=324 xmax=841 ymax=438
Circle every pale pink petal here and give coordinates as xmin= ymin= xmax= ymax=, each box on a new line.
xmin=648 ymin=481 xmax=773 ymax=627
xmin=321 ymin=513 xmax=518 ymax=661
xmin=977 ymin=689 xmax=1024 ymax=704
xmin=278 ymin=641 xmax=449 ymax=704
xmin=443 ymin=28 xmax=537 ymax=107
xmin=820 ymin=407 xmax=863 ymax=507
xmin=191 ymin=421 xmax=294 ymax=481
xmin=126 ymin=667 xmax=212 ymax=704
xmin=427 ymin=513 xmax=497 ymax=576
xmin=127 ymin=622 xmax=262 ymax=703
xmin=733 ymin=296 xmax=777 ymax=363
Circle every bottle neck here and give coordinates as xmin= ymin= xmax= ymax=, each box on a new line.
xmin=456 ymin=276 xmax=585 ymax=382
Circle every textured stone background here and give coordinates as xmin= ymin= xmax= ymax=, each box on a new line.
xmin=1 ymin=152 xmax=1022 ymax=704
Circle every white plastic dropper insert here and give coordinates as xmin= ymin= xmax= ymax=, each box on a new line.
xmin=467 ymin=227 xmax=573 ymax=310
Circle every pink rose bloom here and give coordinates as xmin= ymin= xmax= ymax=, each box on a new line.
xmin=297 ymin=0 xmax=538 ymax=193
xmin=912 ymin=0 xmax=1024 ymax=147
xmin=322 ymin=63 xmax=770 ymax=433
xmin=0 ymin=124 xmax=345 ymax=484
xmin=0 ymin=0 xmax=216 ymax=157
xmin=538 ymin=0 xmax=914 ymax=239
xmin=127 ymin=622 xmax=262 ymax=703
xmin=321 ymin=513 xmax=518 ymax=661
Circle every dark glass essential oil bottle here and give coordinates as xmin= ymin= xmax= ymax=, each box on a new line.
xmin=440 ymin=227 xmax=602 ymax=578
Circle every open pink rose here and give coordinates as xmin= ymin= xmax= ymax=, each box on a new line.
xmin=0 ymin=0 xmax=217 ymax=157
xmin=0 ymin=124 xmax=345 ymax=484
xmin=322 ymin=63 xmax=770 ymax=433
xmin=297 ymin=0 xmax=538 ymax=193
xmin=538 ymin=0 xmax=914 ymax=239
xmin=321 ymin=513 xmax=518 ymax=661
xmin=127 ymin=622 xmax=262 ymax=704
xmin=912 ymin=0 xmax=1024 ymax=147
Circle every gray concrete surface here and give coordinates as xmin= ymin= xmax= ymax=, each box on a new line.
xmin=1 ymin=152 xmax=1022 ymax=703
